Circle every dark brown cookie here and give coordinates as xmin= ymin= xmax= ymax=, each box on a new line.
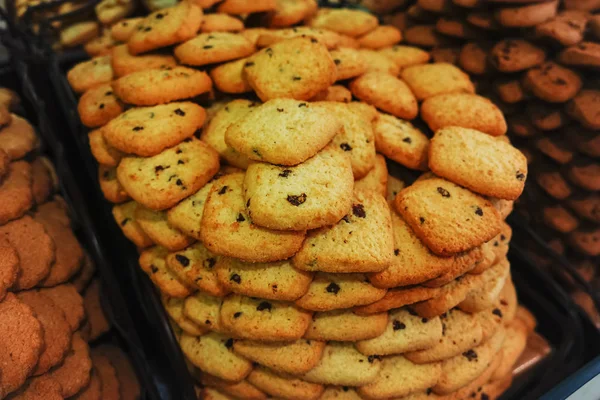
xmin=82 ymin=280 xmax=111 ymax=342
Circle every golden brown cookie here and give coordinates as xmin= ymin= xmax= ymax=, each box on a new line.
xmin=49 ymin=333 xmax=93 ymax=397
xmin=0 ymin=161 xmax=33 ymax=225
xmin=40 ymin=284 xmax=85 ymax=332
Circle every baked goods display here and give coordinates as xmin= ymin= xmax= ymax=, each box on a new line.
xmin=0 ymin=88 xmax=140 ymax=399
xmin=62 ymin=1 xmax=542 ymax=398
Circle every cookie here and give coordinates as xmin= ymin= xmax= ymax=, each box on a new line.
xmin=217 ymin=0 xmax=276 ymax=14
xmin=378 ymin=47 xmax=427 ymax=72
xmin=78 ymin=84 xmax=124 ymax=129
xmin=308 ymin=8 xmax=378 ymax=37
xmin=293 ymin=189 xmax=393 ymax=273
xmin=93 ymin=344 xmax=141 ymax=400
xmin=84 ymin=31 xmax=119 ymax=57
xmin=536 ymin=10 xmax=588 ymax=47
xmin=220 ymin=294 xmax=312 ymax=341
xmin=349 ymin=72 xmax=418 ymax=120
xmin=200 ymin=173 xmax=305 ymax=263
xmin=166 ymin=182 xmax=213 ymax=241
xmin=0 ymin=106 xmax=11 ymax=128
xmin=0 ymin=148 xmax=8 ymax=179
xmin=139 ymin=246 xmax=193 ymax=297
xmin=434 ymin=353 xmax=502 ymax=400
xmin=569 ymin=228 xmax=600 ymax=257
xmin=403 ymin=25 xmax=451 ymax=48
xmin=162 ymin=295 xmax=206 ymax=335
xmin=255 ymin=27 xmax=340 ymax=50
xmin=60 ymin=21 xmax=100 ymax=48
xmin=269 ymin=0 xmax=317 ymax=27
xmin=495 ymin=0 xmax=558 ymax=27
xmin=401 ymin=63 xmax=474 ymax=101
xmin=353 ymin=286 xmax=440 ymax=316
xmin=34 ymin=203 xmax=84 ymax=287
xmin=127 ymin=2 xmax=203 ymax=55
xmin=90 ymin=351 xmax=120 ymax=400
xmin=166 ymin=242 xmax=227 ymax=297
xmin=201 ymin=13 xmax=245 ymax=32
xmin=111 ymin=201 xmax=154 ymax=248
xmin=117 ymin=137 xmax=220 ymax=210
xmin=421 ymin=94 xmax=507 ymax=137
xmin=305 ymin=310 xmax=388 ymax=342
xmin=71 ymin=251 xmax=96 ymax=293
xmin=103 ymin=102 xmax=206 ymax=157
xmin=570 ymin=126 xmax=600 ymax=158
xmin=0 ymin=215 xmax=54 ymax=290
xmin=40 ymin=284 xmax=85 ymax=332
xmin=320 ymin=386 xmax=363 ymax=400
xmin=135 ymin=206 xmax=194 ymax=251
xmin=542 ymin=205 xmax=579 ymax=233
xmin=494 ymin=79 xmax=528 ymax=104
xmin=111 ymin=44 xmax=177 ymax=78
xmin=247 ymin=367 xmax=323 ymax=400
xmin=215 ymin=257 xmax=312 ymax=301
xmin=82 ymin=280 xmax=112 ymax=341
xmin=5 ymin=375 xmax=63 ymax=400
xmin=458 ymin=42 xmax=490 ymax=76
xmin=112 ymin=66 xmax=212 ymax=106
xmin=300 ymin=342 xmax=381 ymax=387
xmin=210 ymin=57 xmax=253 ymax=94
xmin=233 ymin=339 xmax=325 ymax=375
xmin=491 ymin=319 xmax=528 ymax=382
xmin=311 ymin=85 xmax=353 ymax=103
xmin=420 ymin=246 xmax=482 ymax=287
xmin=70 ymin=368 xmax=102 ymax=400
xmin=48 ymin=333 xmax=93 ymax=397
xmin=96 ymin=0 xmax=135 ymax=25
xmin=358 ymin=355 xmax=442 ymax=399
xmin=295 ymin=272 xmax=387 ymax=312
xmin=30 ymin=158 xmax=56 ymax=205
xmin=527 ymin=102 xmax=567 ymax=131
xmin=354 ymin=154 xmax=388 ymax=198
xmin=225 ymin=99 xmax=341 ymax=166
xmin=459 ymin=260 xmax=511 ymax=313
xmin=174 ymin=32 xmax=255 ymax=66
xmin=243 ymin=37 xmax=336 ymax=101
xmin=180 ymin=331 xmax=252 ymax=381
xmin=0 ymin=238 xmax=18 ymax=301
xmin=566 ymin=90 xmax=600 ymax=130
xmin=359 ymin=49 xmax=401 ymax=75
xmin=0 ymin=88 xmax=20 ymax=111
xmin=568 ymin=194 xmax=600 ymax=223
xmin=0 ymin=161 xmax=32 ymax=225
xmin=183 ymin=291 xmax=226 ymax=332
xmin=99 ymin=165 xmax=130 ymax=203
xmin=0 ymin=115 xmax=37 ymax=161
xmin=111 ymin=17 xmax=143 ymax=41
xmin=0 ymin=293 xmax=43 ymax=398
xmin=430 ymin=47 xmax=461 ymax=65
xmin=67 ymin=56 xmax=114 ymax=94
xmin=88 ymin=129 xmax=123 ymax=167
xmin=536 ymin=170 xmax=572 ymax=200
xmin=201 ymin=374 xmax=266 ymax=400
xmin=373 ymin=114 xmax=429 ymax=171
xmin=357 ymin=26 xmax=402 ymax=49
xmin=489 ymin=39 xmax=546 ymax=73
xmin=522 ymin=62 xmax=582 ymax=104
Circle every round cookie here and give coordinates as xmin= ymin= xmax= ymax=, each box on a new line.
xmin=174 ymin=32 xmax=255 ymax=67
xmin=71 ymin=251 xmax=96 ymax=293
xmin=247 ymin=366 xmax=323 ymax=400
xmin=40 ymin=284 xmax=85 ymax=332
xmin=374 ymin=113 xmax=429 ymax=171
xmin=90 ymin=351 xmax=120 ymax=400
xmin=111 ymin=201 xmax=154 ymax=248
xmin=70 ymin=368 xmax=102 ymax=400
xmin=31 ymin=157 xmax=56 ymax=205
xmin=305 ymin=309 xmax=388 ymax=342
xmin=558 ymin=41 xmax=600 ymax=69
xmin=111 ymin=17 xmax=143 ymax=41
xmin=349 ymin=72 xmax=418 ymax=120
xmin=494 ymin=0 xmax=558 ymax=27
xmin=162 ymin=295 xmax=206 ymax=336
xmin=269 ymin=0 xmax=317 ymax=28
xmin=166 ymin=181 xmax=215 ymax=241
xmin=255 ymin=27 xmax=341 ymax=50
xmin=78 ymin=83 xmax=124 ymax=128
xmin=0 ymin=237 xmax=18 ymax=301
xmin=210 ymin=57 xmax=253 ymax=94
xmin=88 ymin=129 xmax=123 ymax=167
xmin=83 ymin=280 xmax=111 ymax=342
xmin=201 ymin=13 xmax=245 ymax=32
xmin=139 ymin=246 xmax=193 ymax=298
xmin=401 ymin=63 xmax=475 ymax=101
xmin=0 ymin=161 xmax=33 ymax=226
xmin=566 ymin=90 xmax=600 ymax=130
xmin=5 ymin=375 xmax=63 ymax=400
xmin=217 ymin=0 xmax=276 ymax=14
xmin=0 ymin=115 xmax=38 ymax=161
xmin=98 ymin=164 xmax=131 ymax=202
xmin=379 ymin=45 xmax=431 ymax=69
xmin=360 ymin=49 xmax=402 ymax=75
xmin=490 ymin=39 xmax=546 ymax=73
xmin=111 ymin=44 xmax=177 ymax=78
xmin=307 ymin=8 xmax=378 ymax=37
xmin=67 ymin=56 xmax=114 ymax=94
xmin=134 ymin=206 xmax=194 ymax=251
xmin=94 ymin=344 xmax=141 ymax=400
xmin=522 ymin=62 xmax=582 ymax=103
xmin=49 ymin=333 xmax=93 ymax=397
xmin=536 ymin=10 xmax=589 ymax=46
xmin=357 ymin=26 xmax=403 ymax=49
xmin=183 ymin=291 xmax=227 ymax=332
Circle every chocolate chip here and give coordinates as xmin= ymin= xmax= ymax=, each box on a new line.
xmin=218 ymin=186 xmax=228 ymax=195
xmin=205 ymin=319 xmax=211 ymax=325
xmin=342 ymin=215 xmax=351 ymax=223
xmin=407 ymin=309 xmax=418 ymax=316
xmin=150 ymin=264 xmax=158 ymax=273
xmin=253 ymin=148 xmax=262 ymax=157
xmin=230 ymin=273 xmax=241 ymax=284
xmin=132 ymin=126 xmax=144 ymax=131
xmin=340 ymin=142 xmax=352 ymax=151
xmin=287 ymin=193 xmax=307 ymax=206
xmin=176 ymin=179 xmax=183 ymax=186
xmin=394 ymin=249 xmax=400 ymax=256
xmin=310 ymin=38 xmax=318 ymax=43
xmin=246 ymin=199 xmax=251 ymax=207
xmin=352 ymin=204 xmax=366 ymax=218
xmin=176 ymin=149 xmax=183 ymax=154
xmin=292 ymin=76 xmax=302 ymax=81
xmin=554 ymin=77 xmax=567 ymax=85
xmin=279 ymin=169 xmax=292 ymax=178
xmin=277 ymin=108 xmax=284 ymax=112
xmin=105 ymin=91 xmax=112 ymax=96
xmin=236 ymin=213 xmax=245 ymax=222
xmin=516 ymin=171 xmax=526 ymax=181
xmin=343 ymin=387 xmax=349 ymax=392
xmin=120 ymin=218 xmax=129 ymax=226
xmin=256 ymin=301 xmax=272 ymax=311
xmin=154 ymin=165 xmax=165 ymax=173
xmin=492 ymin=308 xmax=503 ymax=317
xmin=265 ymin=48 xmax=273 ymax=57
xmin=427 ymin=389 xmax=432 ymax=395
xmin=205 ymin=258 xmax=216 ymax=268
xmin=326 ymin=282 xmax=340 ymax=294
xmin=224 ymin=338 xmax=234 ymax=348
xmin=474 ymin=207 xmax=483 ymax=216
xmin=177 ymin=160 xmax=184 ymax=165
xmin=103 ymin=171 xmax=110 ymax=179
xmin=393 ymin=320 xmax=406 ymax=330
xmin=244 ymin=61 xmax=255 ymax=67
xmin=422 ymin=318 xmax=428 ymax=323
xmin=481 ymin=394 xmax=489 ymax=400
xmin=463 ymin=349 xmax=478 ymax=361
xmin=437 ymin=187 xmax=450 ymax=197
xmin=233 ymin=312 xmax=242 ymax=318
xmin=203 ymin=45 xmax=213 ymax=49
xmin=175 ymin=254 xmax=190 ymax=267
xmin=298 ymin=103 xmax=308 ymax=108
xmin=367 ymin=355 xmax=381 ymax=363
xmin=98 ymin=103 xmax=105 ymax=109
xmin=500 ymin=234 xmax=506 ymax=241
xmin=174 ymin=108 xmax=185 ymax=116
xmin=419 ymin=217 xmax=425 ymax=224
xmin=334 ymin=59 xmax=341 ymax=65
xmin=155 ymin=13 xmax=164 ymax=19
xmin=144 ymin=27 xmax=152 ymax=32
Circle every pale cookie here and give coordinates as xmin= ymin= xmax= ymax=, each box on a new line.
xmin=0 ymin=215 xmax=54 ymax=290
xmin=405 ymin=308 xmax=482 ymax=364
xmin=379 ymin=45 xmax=431 ymax=69
xmin=353 ymin=286 xmax=440 ymax=315
xmin=117 ymin=137 xmax=220 ymax=210
xmin=459 ymin=260 xmax=510 ymax=313
xmin=180 ymin=331 xmax=252 ymax=381
xmin=356 ymin=308 xmax=442 ymax=356
xmin=111 ymin=44 xmax=177 ymax=78
xmin=99 ymin=165 xmax=130 ymax=203
xmin=200 ymin=173 xmax=305 ymax=263
xmin=395 ymin=177 xmax=501 ymax=255
xmin=233 ymin=339 xmax=325 ymax=375
xmin=421 ymin=246 xmax=482 ymax=287
xmin=401 ymin=63 xmax=474 ymax=101
xmin=78 ymin=83 xmax=123 ymax=128
xmin=474 ymin=280 xmax=517 ymax=342
xmin=491 ymin=319 xmax=528 ymax=381
xmin=111 ymin=18 xmax=143 ymax=41
xmin=103 ymin=102 xmax=206 ymax=157
xmin=162 ymin=295 xmax=206 ymax=336
xmin=357 ymin=26 xmax=402 ymax=49
xmin=522 ymin=62 xmax=582 ymax=103
xmin=295 ymin=272 xmax=387 ymax=312
xmin=40 ymin=284 xmax=85 ymax=332
xmin=166 ymin=242 xmax=227 ymax=297
xmin=31 ymin=157 xmax=56 ymax=205
xmin=0 ymin=161 xmax=32 ymax=225
xmin=320 ymin=386 xmax=363 ymax=400
xmin=354 ymin=154 xmax=388 ymax=197
xmin=112 ymin=66 xmax=212 ymax=106
xmin=174 ymin=32 xmax=255 ymax=66
xmin=359 ymin=49 xmax=401 ymax=75
xmin=201 ymin=374 xmax=266 ymax=400
xmin=217 ymin=0 xmax=276 ymax=14
xmin=566 ymin=90 xmax=600 ymax=130
xmin=432 ymin=353 xmax=502 ymax=400
xmin=0 ymin=115 xmax=37 ymax=160
xmin=311 ymin=85 xmax=353 ymax=103
xmin=421 ymin=93 xmax=507 ymax=137
xmin=430 ymin=126 xmax=527 ymax=199
xmin=300 ymin=342 xmax=381 ymax=387
xmin=369 ymin=211 xmax=482 ymax=289
xmin=88 ymin=129 xmax=123 ymax=167
xmin=374 ymin=113 xmax=429 ymax=171
xmin=293 ymin=190 xmax=393 ymax=273
xmin=329 ymin=48 xmax=367 ymax=81
xmin=201 ymin=14 xmax=245 ymax=32
xmin=220 ymin=294 xmax=312 ymax=341
xmin=495 ymin=0 xmax=558 ymax=27
xmin=183 ymin=291 xmax=226 ymax=333
xmin=319 ymin=101 xmax=377 ymax=179
xmin=225 ymin=99 xmax=342 ymax=166
xmin=90 ymin=351 xmax=120 ymax=400
xmin=490 ymin=39 xmax=546 ymax=73
xmin=84 ymin=31 xmax=119 ymax=57
xmin=166 ymin=182 xmax=213 ymax=241
xmin=200 ymin=99 xmax=255 ymax=169
xmin=247 ymin=367 xmax=323 ymax=400
xmin=358 ymin=356 xmax=442 ymax=399
xmin=0 ymin=238 xmax=18 ymax=301
xmin=48 ymin=333 xmax=92 ymax=397
xmin=308 ymin=8 xmax=378 ymax=37
xmin=60 ymin=21 xmax=100 ymax=48
xmin=17 ymin=291 xmax=71 ymax=376
xmin=243 ymin=37 xmax=336 ymax=101
xmin=269 ymin=0 xmax=318 ymax=28
xmin=139 ymin=246 xmax=193 ymax=298
xmin=94 ymin=344 xmax=141 ymax=400
xmin=127 ymin=2 xmax=203 ymax=55
xmin=210 ymin=58 xmax=253 ymax=94
xmin=215 ymin=257 xmax=312 ymax=301
xmin=112 ymin=201 xmax=154 ymax=248
xmin=0 ymin=293 xmax=43 ymax=398
xmin=305 ymin=310 xmax=388 ymax=341
xmin=135 ymin=206 xmax=194 ymax=251
xmin=255 ymin=27 xmax=340 ymax=50
xmin=67 ymin=56 xmax=114 ymax=94
xmin=350 ymin=72 xmax=418 ymax=120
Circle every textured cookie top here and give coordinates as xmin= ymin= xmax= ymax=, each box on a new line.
xmin=256 ymin=27 xmax=341 ymax=49
xmin=307 ymin=8 xmax=378 ymax=37
xmin=174 ymin=32 xmax=255 ymax=66
xmin=401 ymin=63 xmax=475 ymax=101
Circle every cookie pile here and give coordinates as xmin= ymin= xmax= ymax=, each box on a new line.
xmin=0 ymin=88 xmax=140 ymax=399
xmin=378 ymin=0 xmax=600 ymax=278
xmin=65 ymin=1 xmax=536 ymax=399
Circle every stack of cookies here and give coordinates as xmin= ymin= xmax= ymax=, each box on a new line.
xmin=65 ymin=1 xmax=537 ymax=399
xmin=377 ymin=0 xmax=600 ymax=279
xmin=0 ymin=87 xmax=140 ymax=399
